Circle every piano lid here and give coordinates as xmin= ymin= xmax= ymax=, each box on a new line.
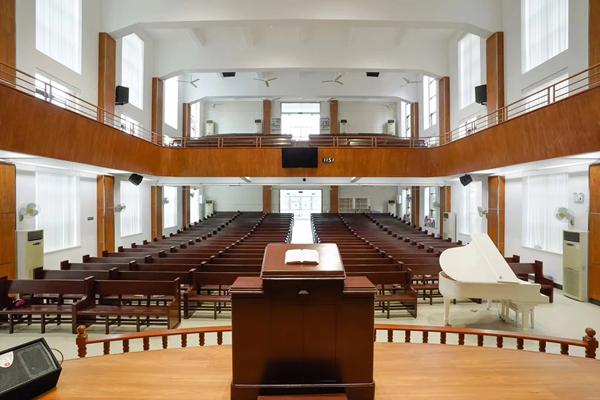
xmin=439 ymin=234 xmax=523 ymax=284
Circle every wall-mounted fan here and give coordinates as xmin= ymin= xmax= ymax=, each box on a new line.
xmin=115 ymin=204 xmax=127 ymax=212
xmin=477 ymin=206 xmax=488 ymax=218
xmin=163 ymin=197 xmax=170 ymax=205
xmin=555 ymin=207 xmax=574 ymax=226
xmin=18 ymin=203 xmax=39 ymax=221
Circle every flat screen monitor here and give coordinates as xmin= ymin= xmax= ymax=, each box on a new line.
xmin=282 ymin=148 xmax=318 ymax=168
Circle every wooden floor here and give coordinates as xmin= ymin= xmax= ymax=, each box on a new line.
xmin=39 ymin=343 xmax=600 ymax=400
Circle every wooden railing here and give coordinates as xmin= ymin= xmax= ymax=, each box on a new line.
xmin=76 ymin=324 xmax=598 ymax=360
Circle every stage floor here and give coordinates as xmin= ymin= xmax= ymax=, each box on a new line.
xmin=39 ymin=343 xmax=600 ymax=399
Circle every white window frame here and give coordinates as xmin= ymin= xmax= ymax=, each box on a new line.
xmin=121 ymin=33 xmax=144 ymax=110
xmin=164 ymin=77 xmax=179 ymax=129
xmin=459 ymin=180 xmax=483 ymax=236
xmin=281 ymin=102 xmax=321 ymax=141
xmin=190 ymin=188 xmax=203 ymax=223
xmin=458 ymin=33 xmax=482 ymax=109
xmin=163 ymin=186 xmax=178 ymax=229
xmin=119 ymin=180 xmax=142 ymax=238
xmin=400 ymin=101 xmax=412 ymax=138
xmin=190 ymin=102 xmax=202 ymax=138
xmin=423 ymin=75 xmax=438 ymax=130
xmin=35 ymin=0 xmax=82 ymax=73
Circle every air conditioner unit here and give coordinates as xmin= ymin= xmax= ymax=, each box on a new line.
xmin=16 ymin=230 xmax=44 ymax=278
xmin=442 ymin=212 xmax=456 ymax=241
xmin=205 ymin=120 xmax=215 ymax=135
xmin=204 ymin=200 xmax=214 ymax=217
xmin=562 ymin=230 xmax=588 ymax=301
xmin=386 ymin=120 xmax=396 ymax=135
xmin=387 ymin=200 xmax=397 ymax=216
xmin=255 ymin=119 xmax=262 ymax=134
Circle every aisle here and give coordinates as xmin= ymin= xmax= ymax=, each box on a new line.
xmin=290 ymin=218 xmax=315 ymax=243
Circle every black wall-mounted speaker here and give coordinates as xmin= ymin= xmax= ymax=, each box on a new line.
xmin=115 ymin=85 xmax=129 ymax=106
xmin=128 ymin=173 xmax=143 ymax=186
xmin=0 ymin=338 xmax=62 ymax=400
xmin=475 ymin=84 xmax=487 ymax=105
xmin=459 ymin=174 xmax=473 ymax=186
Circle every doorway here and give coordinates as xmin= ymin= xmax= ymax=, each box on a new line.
xmin=280 ymin=189 xmax=322 ymax=243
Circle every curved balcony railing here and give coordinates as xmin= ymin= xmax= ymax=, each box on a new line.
xmin=1 ymin=62 xmax=599 ymax=149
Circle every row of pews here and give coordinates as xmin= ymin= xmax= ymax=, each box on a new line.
xmin=0 ymin=212 xmax=293 ymax=334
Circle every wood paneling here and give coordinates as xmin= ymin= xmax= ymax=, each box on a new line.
xmin=151 ymin=186 xmax=163 ymax=240
xmin=330 ymin=100 xmax=340 ymax=135
xmin=438 ymin=77 xmax=451 ymax=144
xmin=411 ymin=187 xmax=420 ymax=227
xmin=262 ymin=186 xmax=272 ymax=213
xmin=0 ymin=162 xmax=16 ymax=279
xmin=151 ymin=78 xmax=164 ymax=144
xmin=591 ymin=0 xmax=600 ymax=66
xmin=182 ymin=186 xmax=190 ymax=228
xmin=262 ymin=100 xmax=272 ymax=135
xmin=96 ymin=175 xmax=115 ymax=256
xmin=486 ymin=32 xmax=505 ymax=115
xmin=410 ymin=102 xmax=419 ymax=140
xmin=182 ymin=103 xmax=191 ymax=143
xmin=0 ymin=0 xmax=16 ymax=84
xmin=330 ymin=186 xmax=339 ymax=213
xmin=97 ymin=33 xmax=116 ymax=123
xmin=589 ymin=164 xmax=600 ymax=302
xmin=487 ymin=176 xmax=505 ymax=253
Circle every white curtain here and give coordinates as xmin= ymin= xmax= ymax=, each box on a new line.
xmin=400 ymin=101 xmax=411 ymax=138
xmin=522 ymin=174 xmax=569 ymax=253
xmin=281 ymin=103 xmax=320 ymax=141
xmin=164 ymin=77 xmax=179 ymax=129
xmin=36 ymin=0 xmax=82 ymax=73
xmin=190 ymin=102 xmax=201 ymax=138
xmin=458 ymin=33 xmax=482 ymax=108
xmin=522 ymin=0 xmax=569 ymax=72
xmin=190 ymin=188 xmax=202 ymax=223
xmin=121 ymin=34 xmax=144 ymax=109
xmin=460 ymin=181 xmax=483 ymax=236
xmin=36 ymin=172 xmax=80 ymax=252
xmin=120 ymin=181 xmax=142 ymax=237
xmin=163 ymin=186 xmax=178 ymax=228
xmin=422 ymin=76 xmax=437 ymax=129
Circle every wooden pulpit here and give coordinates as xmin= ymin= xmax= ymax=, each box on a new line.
xmin=230 ymin=243 xmax=376 ymax=400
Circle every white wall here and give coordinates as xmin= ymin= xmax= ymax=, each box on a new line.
xmin=505 ymin=171 xmax=589 ymax=285
xmin=113 ymin=177 xmax=153 ymax=248
xmin=338 ymin=101 xmax=397 ymax=134
xmin=204 ymin=186 xmax=263 ymax=212
xmin=203 ymin=101 xmax=262 ymax=134
xmin=450 ymin=177 xmax=489 ymax=244
xmin=338 ymin=186 xmax=398 ymax=213
xmin=15 ymin=169 xmax=97 ymax=269
xmin=15 ymin=0 xmax=102 ymax=105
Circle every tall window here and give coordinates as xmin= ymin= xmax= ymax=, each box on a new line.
xmin=35 ymin=172 xmax=80 ymax=252
xmin=459 ymin=180 xmax=483 ymax=236
xmin=36 ymin=0 xmax=82 ymax=73
xmin=34 ymin=73 xmax=75 ymax=109
xmin=281 ymin=103 xmax=320 ymax=141
xmin=121 ymin=34 xmax=144 ymax=109
xmin=190 ymin=102 xmax=201 ymax=138
xmin=522 ymin=0 xmax=569 ymax=72
xmin=163 ymin=186 xmax=178 ymax=228
xmin=400 ymin=101 xmax=412 ymax=138
xmin=423 ymin=187 xmax=439 ymax=229
xmin=120 ymin=114 xmax=140 ymax=136
xmin=190 ymin=188 xmax=203 ymax=223
xmin=120 ymin=180 xmax=142 ymax=237
xmin=164 ymin=77 xmax=179 ymax=129
xmin=458 ymin=34 xmax=482 ymax=108
xmin=522 ymin=174 xmax=568 ymax=253
xmin=423 ymin=75 xmax=438 ymax=129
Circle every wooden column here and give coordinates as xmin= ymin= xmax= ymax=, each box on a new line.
xmin=486 ymin=32 xmax=505 ymax=117
xmin=439 ymin=186 xmax=451 ymax=238
xmin=438 ymin=77 xmax=450 ymax=145
xmin=410 ymin=102 xmax=419 ymax=141
xmin=151 ymin=186 xmax=163 ymax=240
xmin=487 ymin=176 xmax=505 ymax=253
xmin=0 ymin=0 xmax=16 ymax=84
xmin=97 ymin=33 xmax=116 ymax=123
xmin=182 ymin=103 xmax=191 ymax=145
xmin=588 ymin=164 xmax=600 ymax=304
xmin=262 ymin=186 xmax=272 ymax=213
xmin=97 ymin=175 xmax=115 ymax=256
xmin=411 ymin=186 xmax=420 ymax=227
xmin=0 ymin=162 xmax=16 ymax=279
xmin=330 ymin=186 xmax=339 ymax=213
xmin=182 ymin=186 xmax=190 ymax=228
xmin=262 ymin=100 xmax=272 ymax=135
xmin=151 ymin=78 xmax=164 ymax=144
xmin=591 ymin=0 xmax=600 ymax=66
xmin=330 ymin=100 xmax=340 ymax=135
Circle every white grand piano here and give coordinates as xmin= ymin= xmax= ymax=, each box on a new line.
xmin=439 ymin=234 xmax=548 ymax=330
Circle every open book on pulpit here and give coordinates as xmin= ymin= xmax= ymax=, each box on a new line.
xmin=284 ymin=249 xmax=320 ymax=265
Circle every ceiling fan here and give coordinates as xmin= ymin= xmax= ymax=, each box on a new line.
xmin=178 ymin=78 xmax=200 ymax=88
xmin=254 ymin=77 xmax=278 ymax=87
xmin=322 ymin=74 xmax=344 ymax=85
xmin=402 ymin=77 xmax=422 ymax=85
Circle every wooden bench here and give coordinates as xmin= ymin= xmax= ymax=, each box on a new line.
xmin=509 ymin=261 xmax=554 ymax=303
xmin=348 ymin=271 xmax=417 ymax=318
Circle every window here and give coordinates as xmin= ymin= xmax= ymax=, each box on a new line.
xmin=35 ymin=73 xmax=76 ymax=109
xmin=459 ymin=180 xmax=483 ymax=236
xmin=120 ymin=181 xmax=142 ymax=237
xmin=36 ymin=0 xmax=82 ymax=73
xmin=458 ymin=34 xmax=482 ymax=108
xmin=120 ymin=114 xmax=140 ymax=136
xmin=163 ymin=186 xmax=178 ymax=228
xmin=35 ymin=172 xmax=79 ymax=252
xmin=121 ymin=34 xmax=144 ymax=109
xmin=423 ymin=75 xmax=438 ymax=129
xmin=400 ymin=188 xmax=411 ymax=221
xmin=281 ymin=103 xmax=320 ymax=141
xmin=190 ymin=188 xmax=203 ymax=223
xmin=190 ymin=102 xmax=201 ymax=138
xmin=522 ymin=174 xmax=568 ymax=253
xmin=164 ymin=77 xmax=179 ymax=129
xmin=522 ymin=0 xmax=569 ymax=72
xmin=400 ymin=101 xmax=412 ymax=138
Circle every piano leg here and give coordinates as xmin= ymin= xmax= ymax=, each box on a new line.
xmin=443 ymin=298 xmax=452 ymax=326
